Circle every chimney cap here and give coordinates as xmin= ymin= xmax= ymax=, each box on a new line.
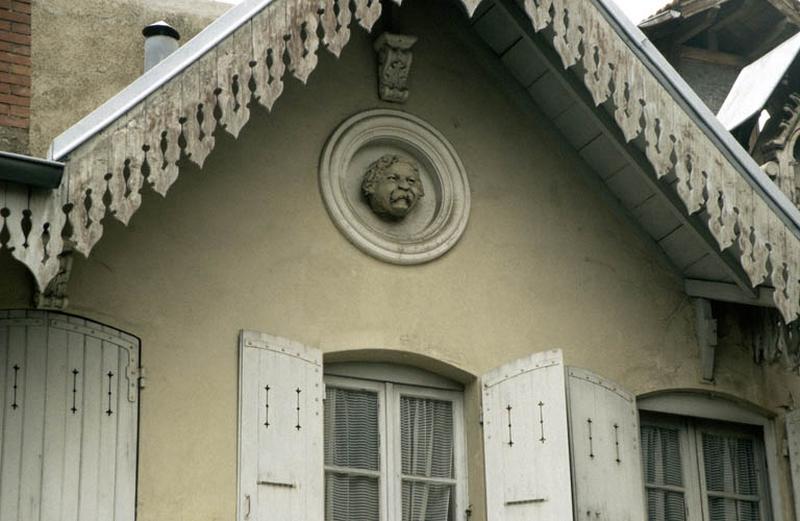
xmin=142 ymin=21 xmax=180 ymax=40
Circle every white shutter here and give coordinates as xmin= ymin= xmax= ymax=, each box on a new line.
xmin=238 ymin=330 xmax=324 ymax=521
xmin=0 ymin=310 xmax=139 ymax=521
xmin=481 ymin=349 xmax=573 ymax=521
xmin=567 ymin=367 xmax=645 ymax=521
xmin=787 ymin=409 xmax=800 ymax=521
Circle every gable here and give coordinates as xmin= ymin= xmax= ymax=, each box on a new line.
xmin=3 ymin=0 xmax=800 ymax=325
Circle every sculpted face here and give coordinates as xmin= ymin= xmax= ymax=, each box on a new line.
xmin=362 ymin=155 xmax=425 ymax=220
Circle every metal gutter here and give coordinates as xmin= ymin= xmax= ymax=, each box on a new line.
xmin=594 ymin=0 xmax=800 ymax=237
xmin=49 ymin=0 xmax=277 ymax=162
xmin=0 ymin=151 xmax=64 ymax=189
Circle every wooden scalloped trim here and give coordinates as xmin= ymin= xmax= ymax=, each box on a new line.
xmin=2 ymin=0 xmax=799 ymax=323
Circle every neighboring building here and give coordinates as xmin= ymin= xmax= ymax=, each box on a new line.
xmin=640 ymin=0 xmax=800 ymax=113
xmin=3 ymin=2 xmax=800 ymax=521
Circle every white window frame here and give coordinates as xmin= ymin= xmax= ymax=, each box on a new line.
xmin=323 ymin=370 xmax=469 ymax=521
xmin=639 ymin=392 xmax=783 ymax=521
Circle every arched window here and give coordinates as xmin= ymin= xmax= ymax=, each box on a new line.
xmin=638 ymin=392 xmax=778 ymax=521
xmin=236 ymin=331 xmax=468 ymax=521
xmin=323 ymin=363 xmax=467 ymax=521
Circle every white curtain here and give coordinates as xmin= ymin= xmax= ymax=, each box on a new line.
xmin=641 ymin=425 xmax=686 ymax=521
xmin=702 ymin=433 xmax=760 ymax=521
xmin=324 ymin=387 xmax=381 ymax=521
xmin=400 ymin=396 xmax=454 ymax=521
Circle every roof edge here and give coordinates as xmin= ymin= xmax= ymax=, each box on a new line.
xmin=49 ymin=0 xmax=276 ymax=161
xmin=593 ymin=0 xmax=800 ymax=237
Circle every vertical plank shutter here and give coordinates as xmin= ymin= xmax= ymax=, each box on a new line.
xmin=567 ymin=367 xmax=646 ymax=521
xmin=238 ymin=330 xmax=324 ymax=521
xmin=481 ymin=350 xmax=574 ymax=520
xmin=0 ymin=310 xmax=139 ymax=521
xmin=787 ymin=409 xmax=800 ymax=521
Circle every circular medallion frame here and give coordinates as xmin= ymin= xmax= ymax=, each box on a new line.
xmin=320 ymin=109 xmax=470 ymax=264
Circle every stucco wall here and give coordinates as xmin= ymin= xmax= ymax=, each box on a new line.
xmin=3 ymin=1 xmax=800 ymax=520
xmin=29 ymin=0 xmax=228 ymax=157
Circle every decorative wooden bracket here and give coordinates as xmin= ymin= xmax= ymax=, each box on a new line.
xmin=693 ymin=298 xmax=718 ymax=382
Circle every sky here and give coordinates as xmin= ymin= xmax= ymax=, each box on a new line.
xmin=612 ymin=0 xmax=671 ymax=23
xmin=214 ymin=0 xmax=672 ymax=24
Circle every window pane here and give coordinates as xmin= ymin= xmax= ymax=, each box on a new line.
xmin=402 ymin=481 xmax=454 ymax=521
xmin=641 ymin=425 xmax=685 ymax=521
xmin=702 ymin=433 xmax=759 ymax=496
xmin=326 ymin=473 xmax=380 ymax=521
xmin=646 ymin=489 xmax=686 ymax=521
xmin=708 ymin=497 xmax=761 ymax=521
xmin=400 ymin=397 xmax=454 ymax=479
xmin=641 ymin=425 xmax=683 ymax=487
xmin=324 ymin=387 xmax=380 ymax=471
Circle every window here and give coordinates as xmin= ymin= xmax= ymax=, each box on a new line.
xmin=641 ymin=412 xmax=772 ymax=521
xmin=323 ymin=375 xmax=467 ymax=521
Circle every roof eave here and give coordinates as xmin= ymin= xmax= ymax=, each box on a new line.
xmin=49 ymin=0 xmax=278 ymax=162
xmin=595 ymin=0 xmax=800 ymax=237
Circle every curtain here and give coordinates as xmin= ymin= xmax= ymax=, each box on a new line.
xmin=324 ymin=387 xmax=381 ymax=521
xmin=702 ymin=433 xmax=760 ymax=521
xmin=400 ymin=396 xmax=454 ymax=521
xmin=641 ymin=425 xmax=686 ymax=521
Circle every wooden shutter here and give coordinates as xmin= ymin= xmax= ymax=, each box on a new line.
xmin=0 ymin=310 xmax=139 ymax=521
xmin=481 ymin=349 xmax=573 ymax=520
xmin=238 ymin=330 xmax=324 ymax=521
xmin=787 ymin=409 xmax=800 ymax=521
xmin=567 ymin=367 xmax=645 ymax=521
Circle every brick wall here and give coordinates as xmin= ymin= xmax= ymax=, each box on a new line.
xmin=0 ymin=0 xmax=29 ymax=153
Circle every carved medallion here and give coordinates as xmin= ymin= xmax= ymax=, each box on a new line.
xmin=320 ymin=109 xmax=470 ymax=264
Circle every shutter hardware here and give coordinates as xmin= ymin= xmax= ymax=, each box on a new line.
xmin=505 ymin=498 xmax=547 ymax=506
xmin=257 ymin=480 xmax=296 ymax=488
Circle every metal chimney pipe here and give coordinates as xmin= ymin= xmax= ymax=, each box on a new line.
xmin=142 ymin=21 xmax=180 ymax=72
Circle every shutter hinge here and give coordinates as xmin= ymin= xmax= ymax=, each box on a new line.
xmin=138 ymin=367 xmax=148 ymax=391
xmin=479 ymin=409 xmax=484 ymax=427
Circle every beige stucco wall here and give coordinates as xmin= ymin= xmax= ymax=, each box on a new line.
xmin=29 ymin=0 xmax=229 ymax=157
xmin=3 ymin=0 xmax=800 ymax=520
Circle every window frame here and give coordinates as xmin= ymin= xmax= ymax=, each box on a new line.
xmin=639 ymin=392 xmax=782 ymax=521
xmin=323 ymin=372 xmax=469 ymax=521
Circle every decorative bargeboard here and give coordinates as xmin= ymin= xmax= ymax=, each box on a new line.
xmin=2 ymin=0 xmax=800 ymax=324
xmin=319 ymin=110 xmax=470 ymax=264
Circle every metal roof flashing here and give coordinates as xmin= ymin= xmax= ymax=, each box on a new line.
xmin=49 ymin=0 xmax=277 ymax=162
xmin=593 ymin=0 xmax=800 ymax=237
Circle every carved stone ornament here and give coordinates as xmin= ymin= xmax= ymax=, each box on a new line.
xmin=374 ymin=32 xmax=417 ymax=103
xmin=320 ymin=109 xmax=470 ymax=264
xmin=362 ymin=154 xmax=425 ymax=220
